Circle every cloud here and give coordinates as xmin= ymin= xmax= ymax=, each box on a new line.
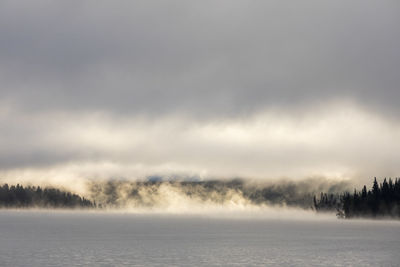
xmin=1 ymin=102 xmax=400 ymax=188
xmin=0 ymin=0 xmax=399 ymax=117
xmin=0 ymin=1 xmax=399 ymax=186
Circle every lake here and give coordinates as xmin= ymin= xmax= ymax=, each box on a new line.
xmin=0 ymin=210 xmax=399 ymax=266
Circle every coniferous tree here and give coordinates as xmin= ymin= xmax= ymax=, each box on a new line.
xmin=0 ymin=184 xmax=94 ymax=208
xmin=314 ymin=177 xmax=400 ymax=219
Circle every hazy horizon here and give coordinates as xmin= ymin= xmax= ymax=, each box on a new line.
xmin=1 ymin=2 xmax=399 ymax=266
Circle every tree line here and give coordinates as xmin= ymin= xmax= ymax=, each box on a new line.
xmin=314 ymin=178 xmax=400 ymax=219
xmin=2 ymin=178 xmax=399 ymax=218
xmin=0 ymin=184 xmax=94 ymax=208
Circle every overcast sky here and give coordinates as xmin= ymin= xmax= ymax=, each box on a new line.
xmin=1 ymin=0 xmax=399 ymax=187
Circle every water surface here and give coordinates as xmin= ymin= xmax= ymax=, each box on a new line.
xmin=0 ymin=211 xmax=398 ymax=266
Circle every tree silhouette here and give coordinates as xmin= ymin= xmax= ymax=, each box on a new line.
xmin=0 ymin=184 xmax=94 ymax=208
xmin=314 ymin=177 xmax=400 ymax=219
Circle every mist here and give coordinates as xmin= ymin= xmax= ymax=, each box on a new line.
xmin=0 ymin=176 xmax=352 ymax=215
xmin=1 ymin=103 xmax=400 ymax=189
xmin=85 ymin=178 xmax=351 ymax=213
xmin=1 ymin=1 xmax=399 ymax=266
xmin=1 ymin=0 xmax=399 ymax=200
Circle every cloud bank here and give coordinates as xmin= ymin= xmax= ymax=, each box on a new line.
xmin=0 ymin=0 xmax=399 ymax=188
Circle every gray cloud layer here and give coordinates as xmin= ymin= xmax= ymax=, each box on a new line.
xmin=1 ymin=1 xmax=400 ymax=185
xmin=1 ymin=0 xmax=399 ymax=117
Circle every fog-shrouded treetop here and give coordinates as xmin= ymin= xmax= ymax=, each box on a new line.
xmin=0 ymin=1 xmax=399 ymax=190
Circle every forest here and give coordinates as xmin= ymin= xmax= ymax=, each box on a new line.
xmin=314 ymin=178 xmax=400 ymax=219
xmin=0 ymin=184 xmax=94 ymax=208
xmin=0 ymin=179 xmax=340 ymax=210
xmin=1 ymin=178 xmax=399 ymax=219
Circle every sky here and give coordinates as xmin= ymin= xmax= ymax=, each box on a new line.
xmin=0 ymin=0 xmax=399 ymax=187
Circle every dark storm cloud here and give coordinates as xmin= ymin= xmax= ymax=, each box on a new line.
xmin=1 ymin=0 xmax=399 ymax=117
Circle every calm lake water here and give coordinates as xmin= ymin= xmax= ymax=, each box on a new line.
xmin=0 ymin=211 xmax=399 ymax=266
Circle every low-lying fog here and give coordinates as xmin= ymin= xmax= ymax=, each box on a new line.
xmin=0 ymin=177 xmax=352 ymax=213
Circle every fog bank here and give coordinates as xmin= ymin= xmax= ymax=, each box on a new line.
xmin=86 ymin=178 xmax=351 ymax=212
